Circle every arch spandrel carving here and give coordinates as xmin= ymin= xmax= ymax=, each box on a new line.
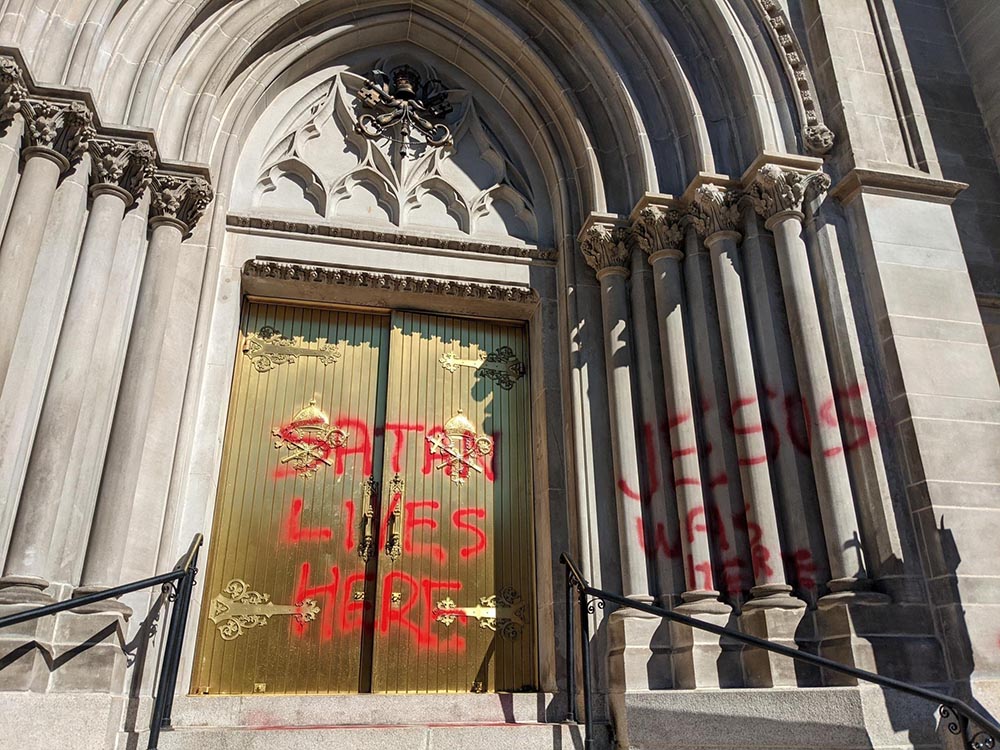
xmin=237 ymin=60 xmax=545 ymax=247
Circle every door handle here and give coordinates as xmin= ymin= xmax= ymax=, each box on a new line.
xmin=385 ymin=474 xmax=404 ymax=560
xmin=358 ymin=476 xmax=377 ymax=561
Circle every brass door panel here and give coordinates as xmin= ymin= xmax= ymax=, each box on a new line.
xmin=191 ymin=302 xmax=389 ymax=694
xmin=370 ymin=312 xmax=536 ymax=693
xmin=191 ymin=302 xmax=535 ymax=695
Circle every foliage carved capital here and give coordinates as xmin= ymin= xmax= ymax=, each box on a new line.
xmin=688 ymin=184 xmax=741 ymax=239
xmin=745 ymin=164 xmax=831 ymax=222
xmin=90 ymin=138 xmax=156 ymax=203
xmin=631 ymin=205 xmax=685 ymax=259
xmin=22 ymin=98 xmax=95 ymax=169
xmin=151 ymin=172 xmax=214 ymax=232
xmin=579 ymin=221 xmax=631 ymax=275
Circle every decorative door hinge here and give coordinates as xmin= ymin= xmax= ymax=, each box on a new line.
xmin=433 ymin=587 xmax=526 ymax=639
xmin=438 ymin=345 xmax=525 ymax=390
xmin=209 ymin=579 xmax=319 ymax=641
xmin=243 ymin=326 xmax=342 ymax=373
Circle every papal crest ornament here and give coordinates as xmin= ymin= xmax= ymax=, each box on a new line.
xmin=272 ymin=400 xmax=349 ymax=477
xmin=354 ymin=64 xmax=453 ymax=156
xmin=425 ymin=409 xmax=494 ymax=485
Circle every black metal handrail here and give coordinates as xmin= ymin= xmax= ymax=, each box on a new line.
xmin=0 ymin=534 xmax=203 ymax=750
xmin=561 ymin=552 xmax=999 ymax=750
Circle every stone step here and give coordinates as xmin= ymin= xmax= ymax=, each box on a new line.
xmin=170 ymin=693 xmax=566 ymax=728
xmin=158 ymin=722 xmax=591 ymax=750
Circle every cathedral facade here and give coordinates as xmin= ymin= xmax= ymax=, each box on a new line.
xmin=1 ymin=1 xmax=999 ymax=748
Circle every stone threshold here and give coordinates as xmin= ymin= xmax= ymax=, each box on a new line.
xmin=170 ymin=691 xmax=564 ymax=728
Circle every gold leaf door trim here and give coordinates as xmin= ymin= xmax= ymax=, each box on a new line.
xmin=209 ymin=579 xmax=320 ymax=641
xmin=243 ymin=325 xmax=342 ymax=372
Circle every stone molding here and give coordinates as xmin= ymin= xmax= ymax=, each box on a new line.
xmin=578 ymin=218 xmax=631 ymax=275
xmin=745 ymin=164 xmax=831 ymax=223
xmin=226 ymin=213 xmax=556 ymax=262
xmin=21 ymin=97 xmax=94 ymax=170
xmin=688 ymin=183 xmax=742 ymax=239
xmin=151 ymin=173 xmax=214 ymax=232
xmin=243 ymin=259 xmax=539 ymax=305
xmin=89 ymin=138 xmax=156 ymax=204
xmin=829 ymin=167 xmax=968 ymax=205
xmin=751 ymin=0 xmax=835 ymax=156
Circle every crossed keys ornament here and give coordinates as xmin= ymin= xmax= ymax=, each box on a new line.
xmin=272 ymin=401 xmax=349 ymax=478
xmin=425 ymin=410 xmax=493 ymax=485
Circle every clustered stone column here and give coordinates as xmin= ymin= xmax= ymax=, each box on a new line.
xmin=631 ymin=199 xmax=726 ymax=614
xmin=80 ymin=173 xmax=213 ymax=596
xmin=688 ymin=183 xmax=802 ymax=612
xmin=578 ymin=216 xmax=653 ymax=603
xmin=0 ymin=139 xmax=156 ymax=604
xmin=0 ymin=58 xmax=213 ymax=617
xmin=746 ymin=165 xmax=868 ymax=595
xmin=0 ymin=98 xmax=93 ymax=383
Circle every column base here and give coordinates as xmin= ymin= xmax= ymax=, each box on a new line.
xmin=46 ymin=609 xmax=131 ymax=692
xmin=739 ymin=600 xmax=815 ymax=687
xmin=744 ymin=582 xmax=806 ymax=610
xmin=815 ymin=594 xmax=946 ymax=686
xmin=607 ymin=608 xmax=673 ymax=691
xmin=0 ymin=575 xmax=53 ymax=604
xmin=72 ymin=585 xmax=133 ymax=615
xmin=670 ymin=600 xmax=741 ymax=689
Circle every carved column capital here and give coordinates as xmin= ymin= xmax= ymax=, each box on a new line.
xmin=746 ymin=164 xmax=831 ymax=226
xmin=150 ymin=172 xmax=214 ymax=233
xmin=688 ymin=183 xmax=742 ymax=240
xmin=579 ymin=221 xmax=631 ymax=276
xmin=90 ymin=138 xmax=156 ymax=204
xmin=21 ymin=98 xmax=95 ymax=171
xmin=632 ymin=205 xmax=685 ymax=262
xmin=0 ymin=57 xmax=27 ymax=128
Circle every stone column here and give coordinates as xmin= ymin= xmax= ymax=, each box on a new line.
xmin=0 ymin=98 xmax=94 ymax=384
xmin=0 ymin=140 xmax=154 ymax=604
xmin=577 ymin=216 xmax=651 ymax=602
xmin=79 ymin=173 xmax=212 ymax=594
xmin=0 ymin=59 xmax=27 ymax=237
xmin=688 ymin=183 xmax=798 ymax=609
xmin=631 ymin=198 xmax=726 ymax=613
xmin=746 ymin=164 xmax=869 ymax=593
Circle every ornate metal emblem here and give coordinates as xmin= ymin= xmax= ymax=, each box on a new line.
xmin=425 ymin=410 xmax=494 ymax=485
xmin=243 ymin=325 xmax=342 ymax=373
xmin=439 ymin=345 xmax=525 ymax=390
xmin=209 ymin=579 xmax=320 ymax=641
xmin=272 ymin=401 xmax=349 ymax=477
xmin=354 ymin=65 xmax=453 ymax=156
xmin=433 ymin=587 xmax=526 ymax=640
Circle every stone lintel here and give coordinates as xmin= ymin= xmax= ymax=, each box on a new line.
xmin=830 ymin=167 xmax=968 ymax=205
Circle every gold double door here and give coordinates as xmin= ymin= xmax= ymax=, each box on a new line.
xmin=191 ymin=301 xmax=536 ymax=695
